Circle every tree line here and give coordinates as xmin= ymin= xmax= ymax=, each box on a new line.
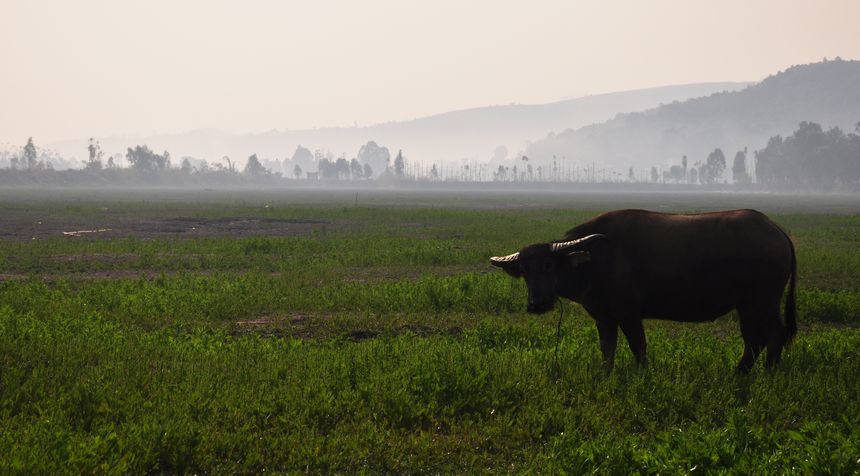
xmin=755 ymin=121 xmax=860 ymax=189
xmin=2 ymin=121 xmax=858 ymax=190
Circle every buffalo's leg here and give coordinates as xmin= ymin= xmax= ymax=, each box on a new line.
xmin=762 ymin=302 xmax=786 ymax=369
xmin=619 ymin=318 xmax=647 ymax=366
xmin=736 ymin=306 xmax=765 ymax=374
xmin=736 ymin=342 xmax=763 ymax=374
xmin=595 ymin=320 xmax=618 ymax=371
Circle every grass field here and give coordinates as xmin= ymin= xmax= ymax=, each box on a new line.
xmin=1 ymin=188 xmax=859 ymax=473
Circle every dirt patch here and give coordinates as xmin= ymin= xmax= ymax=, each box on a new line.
xmin=233 ymin=312 xmax=322 ymax=339
xmin=0 ymin=268 xmax=201 ymax=282
xmin=231 ymin=312 xmax=464 ymax=341
xmin=0 ymin=267 xmax=293 ymax=282
xmin=343 ymin=265 xmax=478 ymax=283
xmin=127 ymin=216 xmax=328 ymax=238
xmin=61 ymin=228 xmax=113 ymax=237
xmin=0 ymin=252 xmax=174 ymax=279
xmin=0 ymin=213 xmax=334 ymax=241
xmin=235 ymin=314 xmax=305 ymax=327
xmin=106 ymin=216 xmax=329 ymax=239
xmin=346 ymin=329 xmax=379 ymax=341
xmin=47 ymin=252 xmax=139 ymax=264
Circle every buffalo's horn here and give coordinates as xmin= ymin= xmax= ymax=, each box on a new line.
xmin=490 ymin=252 xmax=520 ymax=266
xmin=550 ymin=234 xmax=606 ymax=254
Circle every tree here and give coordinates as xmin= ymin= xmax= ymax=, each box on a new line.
xmin=293 ymin=164 xmax=303 ymax=179
xmin=314 ymin=149 xmax=333 ymax=163
xmin=349 ymin=158 xmax=363 ymax=180
xmin=666 ymin=165 xmax=684 ymax=183
xmin=181 ymin=157 xmax=193 ymax=174
xmin=392 ymin=150 xmax=405 ymax=178
xmin=701 ymin=148 xmax=726 ymax=184
xmin=193 ymin=159 xmax=209 ymax=173
xmin=126 ymin=145 xmax=169 ymax=172
xmin=223 ymin=156 xmax=236 ymax=173
xmin=362 ymin=163 xmax=373 ymax=179
xmin=357 ymin=141 xmax=390 ymax=178
xmin=792 ymin=122 xmax=836 ymax=188
xmin=732 ymin=149 xmax=751 ymax=184
xmin=754 ymin=121 xmax=860 ymax=189
xmin=430 ymin=163 xmax=439 ymax=180
xmin=23 ymin=137 xmax=37 ymax=170
xmin=86 ymin=138 xmax=104 ymax=170
xmin=244 ymin=153 xmax=268 ymax=176
xmin=335 ymin=157 xmax=350 ymax=179
xmin=289 ymin=145 xmax=314 ymax=174
xmin=495 ymin=165 xmax=508 ymax=182
xmin=650 ymin=166 xmax=658 ymax=183
xmin=682 ymin=155 xmax=688 ymax=183
xmin=317 ymin=158 xmax=337 ymax=179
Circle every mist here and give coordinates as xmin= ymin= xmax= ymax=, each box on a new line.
xmin=2 ymin=2 xmax=860 ymax=191
xmin=2 ymin=60 xmax=858 ymax=192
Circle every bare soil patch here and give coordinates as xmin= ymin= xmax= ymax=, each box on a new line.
xmin=231 ymin=312 xmax=465 ymax=341
xmin=126 ymin=216 xmax=327 ymax=239
xmin=233 ymin=312 xmax=325 ymax=339
xmin=0 ymin=213 xmax=332 ymax=241
xmin=0 ymin=269 xmax=172 ymax=282
xmin=342 ymin=265 xmax=479 ymax=283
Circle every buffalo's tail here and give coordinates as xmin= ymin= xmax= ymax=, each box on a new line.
xmin=784 ymin=231 xmax=797 ymax=346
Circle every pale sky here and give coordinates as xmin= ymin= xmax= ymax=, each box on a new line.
xmin=2 ymin=0 xmax=859 ymax=144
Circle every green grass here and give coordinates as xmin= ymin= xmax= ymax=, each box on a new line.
xmin=1 ymin=189 xmax=859 ymax=473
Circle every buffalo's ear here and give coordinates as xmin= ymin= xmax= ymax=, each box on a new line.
xmin=568 ymin=251 xmax=591 ymax=268
xmin=490 ymin=253 xmax=522 ymax=278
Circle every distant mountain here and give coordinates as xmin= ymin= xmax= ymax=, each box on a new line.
xmin=526 ymin=59 xmax=860 ymax=171
xmin=49 ymin=82 xmax=747 ymax=169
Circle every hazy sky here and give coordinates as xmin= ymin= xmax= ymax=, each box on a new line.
xmin=2 ymin=0 xmax=859 ymax=144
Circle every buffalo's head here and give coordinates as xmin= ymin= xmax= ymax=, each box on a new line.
xmin=490 ymin=234 xmax=605 ymax=314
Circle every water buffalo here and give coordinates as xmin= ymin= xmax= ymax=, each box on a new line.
xmin=490 ymin=209 xmax=796 ymax=373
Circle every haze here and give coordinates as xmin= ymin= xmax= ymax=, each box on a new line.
xmin=3 ymin=0 xmax=860 ymax=145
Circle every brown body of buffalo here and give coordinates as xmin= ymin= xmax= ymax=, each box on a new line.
xmin=490 ymin=209 xmax=797 ymax=374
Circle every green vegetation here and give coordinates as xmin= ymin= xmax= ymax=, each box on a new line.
xmin=1 ymin=190 xmax=859 ymax=473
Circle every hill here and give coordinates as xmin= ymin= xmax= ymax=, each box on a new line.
xmin=526 ymin=59 xmax=860 ymax=171
xmin=48 ymin=83 xmax=747 ymax=169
